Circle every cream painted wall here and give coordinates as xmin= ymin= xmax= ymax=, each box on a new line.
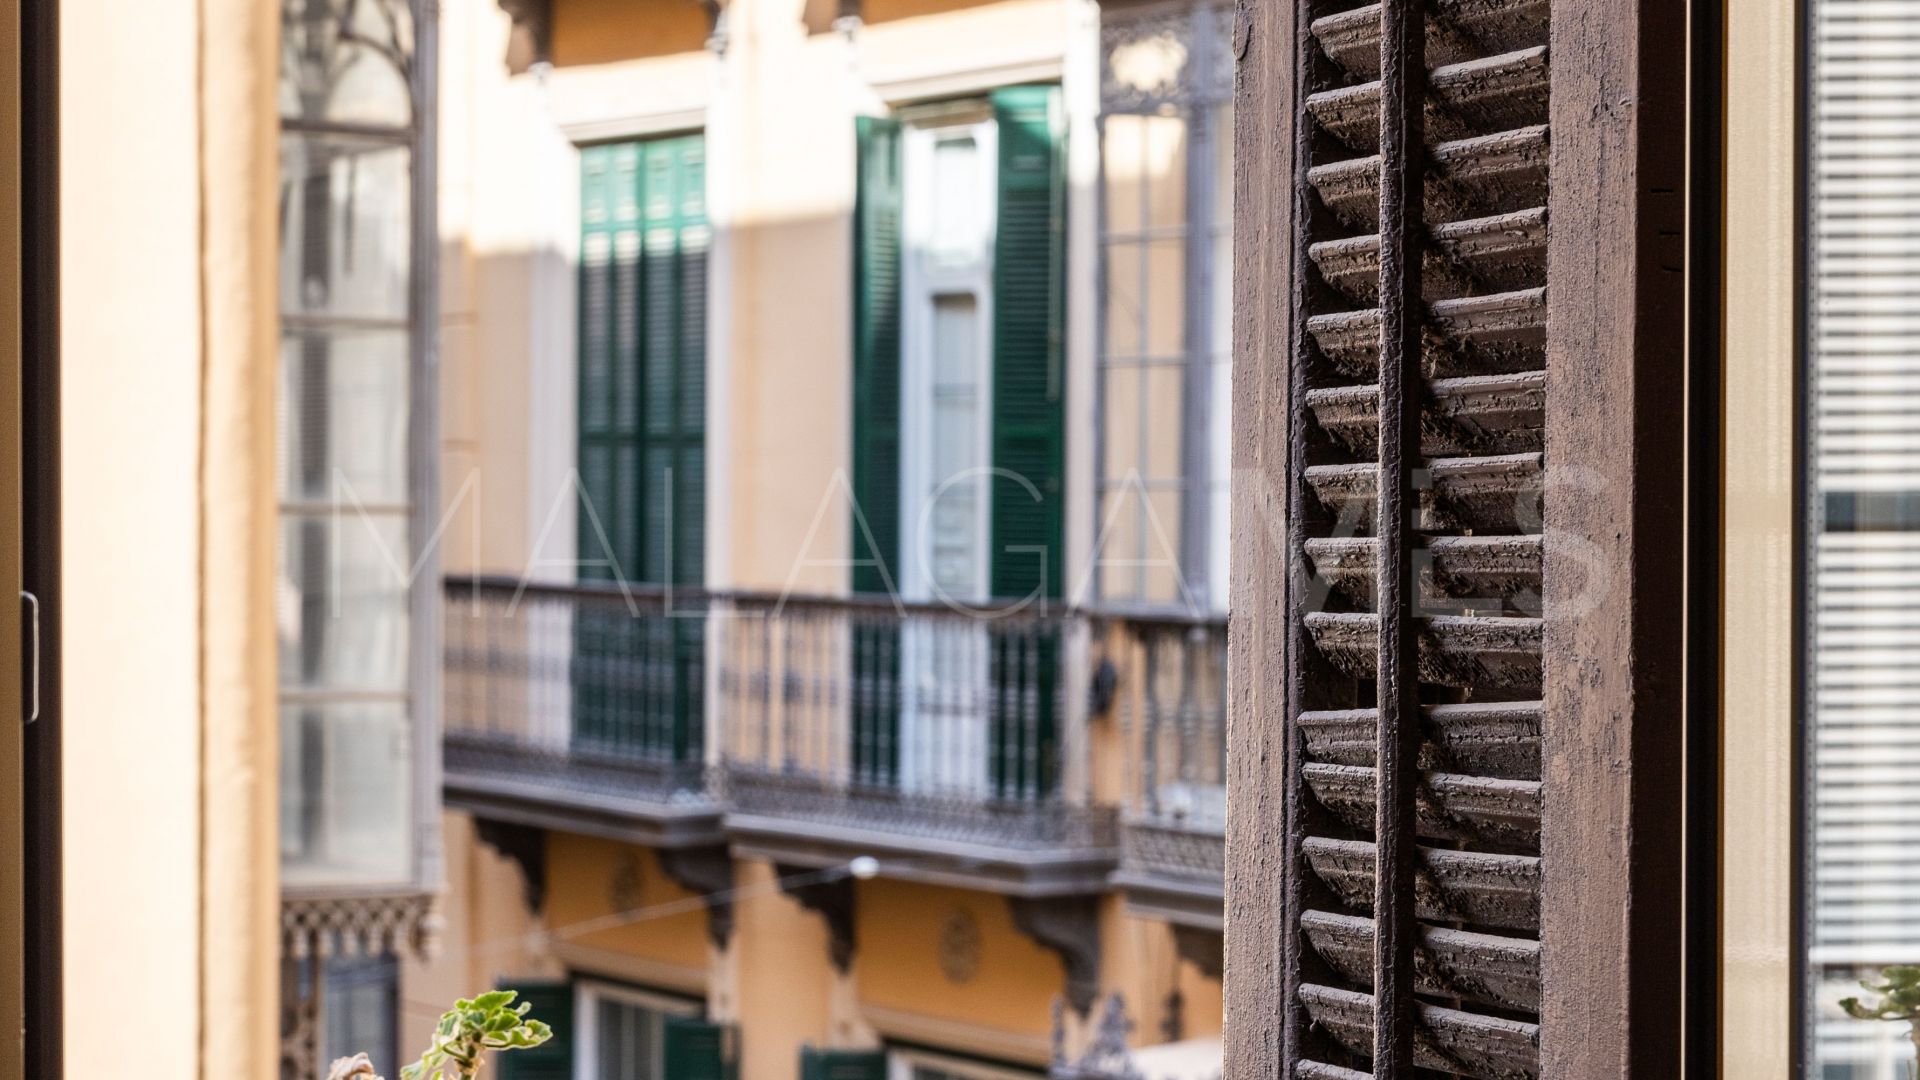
xmin=59 ymin=0 xmax=279 ymax=1076
xmin=733 ymin=859 xmax=837 ymax=1079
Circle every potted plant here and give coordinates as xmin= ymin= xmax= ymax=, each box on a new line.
xmin=1841 ymin=966 xmax=1920 ymax=1076
xmin=327 ymin=990 xmax=553 ymax=1080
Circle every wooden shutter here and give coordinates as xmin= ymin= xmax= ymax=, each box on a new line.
xmin=1225 ymin=0 xmax=1689 ymax=1076
xmin=984 ymin=87 xmax=1067 ymax=801
xmin=663 ymin=1017 xmax=736 ymax=1080
xmin=578 ymin=142 xmax=643 ymax=584
xmin=851 ymin=116 xmax=905 ymax=787
xmin=852 ymin=115 xmax=904 ymax=597
xmin=498 ymin=983 xmax=573 ymax=1080
xmin=577 ymin=135 xmax=706 ymax=587
xmin=988 ymin=84 xmax=1066 ymax=603
xmin=799 ymin=1048 xmax=889 ymax=1080
xmin=574 ymin=135 xmax=708 ymax=762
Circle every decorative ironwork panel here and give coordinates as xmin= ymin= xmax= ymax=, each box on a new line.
xmin=1277 ymin=0 xmax=1550 ymax=1075
xmin=1101 ymin=0 xmax=1235 ymax=112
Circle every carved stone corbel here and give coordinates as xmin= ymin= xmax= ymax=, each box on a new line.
xmin=659 ymin=845 xmax=736 ymax=949
xmin=1171 ymin=924 xmax=1222 ymax=981
xmin=474 ymin=818 xmax=547 ymax=916
xmin=777 ymin=862 xmax=856 ymax=973
xmin=1009 ymin=896 xmax=1101 ymax=1016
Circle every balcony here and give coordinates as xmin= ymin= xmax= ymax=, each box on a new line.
xmin=1104 ymin=614 xmax=1228 ymax=930
xmin=443 ymin=578 xmax=724 ymax=848
xmin=716 ymin=593 xmax=1116 ymax=896
xmin=443 ymin=577 xmax=1117 ymax=893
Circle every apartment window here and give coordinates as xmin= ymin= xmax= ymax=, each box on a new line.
xmin=1804 ymin=1 xmax=1920 ymax=1075
xmin=575 ymin=982 xmax=704 ymax=1080
xmin=277 ymin=0 xmax=434 ymax=892
xmin=491 ymin=981 xmax=728 ymax=1080
xmin=320 ymin=956 xmax=399 ymax=1076
xmin=850 ymin=88 xmax=1067 ymax=604
xmin=844 ymin=90 xmax=1068 ymax=800
xmin=571 ymin=135 xmax=709 ymax=764
xmin=576 ymin=135 xmax=708 ymax=589
xmin=1094 ymin=0 xmax=1232 ymax=611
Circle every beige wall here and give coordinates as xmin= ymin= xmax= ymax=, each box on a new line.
xmin=731 ymin=858 xmax=839 ymax=1078
xmin=58 ymin=0 xmax=280 ymax=1076
xmin=545 ymin=833 xmax=712 ymax=985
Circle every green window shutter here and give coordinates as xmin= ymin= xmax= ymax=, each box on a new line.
xmin=663 ymin=1017 xmax=737 ymax=1080
xmin=574 ymin=134 xmax=708 ymax=764
xmin=988 ymin=85 xmax=1067 ymax=603
xmin=987 ymin=86 xmax=1065 ymax=801
xmin=851 ymin=115 xmax=904 ymax=597
xmin=577 ymin=134 xmax=707 ymax=588
xmin=851 ymin=116 xmax=904 ymax=789
xmin=498 ymin=983 xmax=573 ymax=1080
xmin=799 ymin=1048 xmax=889 ymax=1080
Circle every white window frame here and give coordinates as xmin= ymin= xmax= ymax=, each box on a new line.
xmin=572 ymin=979 xmax=702 ymax=1080
xmin=899 ymin=113 xmax=999 ymax=608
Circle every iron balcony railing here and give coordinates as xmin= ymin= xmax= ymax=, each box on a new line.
xmin=1103 ymin=612 xmax=1229 ymax=920
xmin=443 ymin=578 xmax=716 ymax=820
xmin=716 ymin=591 xmax=1113 ymax=858
xmin=443 ymin=576 xmax=1116 ymax=862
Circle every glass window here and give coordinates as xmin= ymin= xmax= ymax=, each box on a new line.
xmin=319 ymin=955 xmax=400 ymax=1076
xmin=1095 ymin=2 xmax=1233 ymax=611
xmin=577 ymin=983 xmax=703 ymax=1080
xmin=277 ymin=0 xmax=419 ymax=893
xmin=1804 ymin=0 xmax=1920 ymax=1075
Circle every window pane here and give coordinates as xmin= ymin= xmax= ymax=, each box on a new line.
xmin=1145 ymin=237 xmax=1185 ymax=357
xmin=1143 ymin=487 xmax=1184 ymax=604
xmin=280 ymin=0 xmax=414 ymax=128
xmin=931 ymin=136 xmax=984 ymax=265
xmin=322 ymin=955 xmax=399 ymax=1076
xmin=279 ymin=509 xmax=411 ymax=692
xmin=1805 ymin=0 xmax=1920 ymax=1074
xmin=1102 ymin=364 xmax=1142 ymax=482
xmin=1096 ymin=486 xmax=1144 ymax=601
xmin=929 ymin=294 xmax=986 ymax=598
xmin=1105 ymin=240 xmax=1144 ymax=358
xmin=279 ymin=328 xmax=411 ymax=504
xmin=281 ymin=700 xmax=413 ymax=886
xmin=595 ymin=996 xmax=661 ymax=1080
xmin=1143 ymin=115 xmax=1188 ymax=231
xmin=1143 ymin=361 xmax=1185 ymax=479
xmin=1103 ymin=114 xmax=1146 ymax=236
xmin=279 ymin=134 xmax=412 ymax=323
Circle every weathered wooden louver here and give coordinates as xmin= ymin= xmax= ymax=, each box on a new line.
xmin=1287 ymin=0 xmax=1550 ymax=1075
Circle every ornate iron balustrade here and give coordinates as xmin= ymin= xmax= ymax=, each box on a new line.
xmin=716 ymin=593 xmax=1116 ymax=891
xmin=443 ymin=577 xmax=1116 ymax=885
xmin=442 ymin=577 xmax=722 ymax=846
xmin=1104 ymin=613 xmax=1228 ymax=928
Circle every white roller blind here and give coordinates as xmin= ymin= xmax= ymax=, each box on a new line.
xmin=1808 ymin=2 xmax=1920 ymax=1076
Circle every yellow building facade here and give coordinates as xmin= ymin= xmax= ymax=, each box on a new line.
xmin=418 ymin=0 xmax=1231 ymax=1076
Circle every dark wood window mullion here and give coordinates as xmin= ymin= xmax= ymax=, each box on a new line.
xmin=1371 ymin=0 xmax=1425 ymax=1075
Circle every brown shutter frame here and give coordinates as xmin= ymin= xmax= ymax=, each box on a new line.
xmin=1538 ymin=0 xmax=1689 ymax=1074
xmin=1223 ymin=0 xmax=1301 ymax=1073
xmin=1224 ymin=0 xmax=1694 ymax=1074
